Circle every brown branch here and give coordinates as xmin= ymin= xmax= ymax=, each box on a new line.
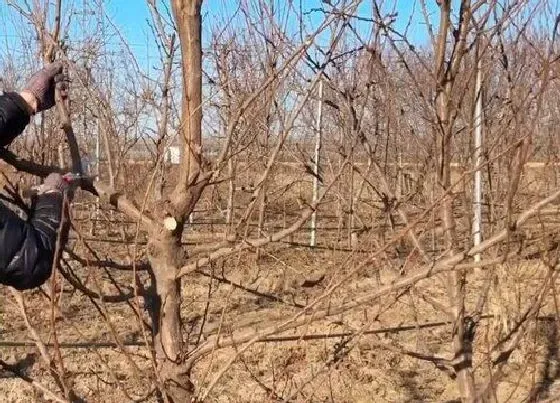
xmin=65 ymin=249 xmax=149 ymax=271
xmin=469 ymin=188 xmax=560 ymax=256
xmin=0 ymin=148 xmax=63 ymax=177
xmin=0 ymin=359 xmax=68 ymax=403
xmin=0 ymin=152 xmax=154 ymax=227
xmin=186 ymin=186 xmax=560 ymax=364
xmin=10 ymin=289 xmax=72 ymax=399
xmin=177 ymin=151 xmax=350 ymax=279
xmin=59 ymin=258 xmax=136 ymax=302
xmin=94 ymin=181 xmax=155 ymax=227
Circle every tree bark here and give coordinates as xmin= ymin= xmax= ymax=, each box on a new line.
xmin=147 ymin=230 xmax=194 ymax=402
xmin=145 ymin=1 xmax=205 ymax=401
xmin=171 ymin=0 xmax=205 ymax=218
xmin=434 ymin=1 xmax=476 ymax=401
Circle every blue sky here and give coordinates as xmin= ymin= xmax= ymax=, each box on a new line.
xmin=0 ymin=0 xmax=441 ymax=75
xmin=106 ymin=0 xmax=438 ymax=65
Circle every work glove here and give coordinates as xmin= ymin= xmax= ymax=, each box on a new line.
xmin=22 ymin=62 xmax=65 ymax=112
xmin=37 ymin=173 xmax=68 ymax=195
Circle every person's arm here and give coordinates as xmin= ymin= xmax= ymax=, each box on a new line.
xmin=0 ymin=62 xmax=63 ymax=147
xmin=0 ymin=191 xmax=63 ymax=290
xmin=0 ymin=63 xmax=67 ymax=290
xmin=0 ymin=92 xmax=33 ymax=147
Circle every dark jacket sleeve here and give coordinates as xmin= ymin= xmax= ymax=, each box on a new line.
xmin=0 ymin=92 xmax=31 ymax=147
xmin=0 ymin=193 xmax=63 ymax=290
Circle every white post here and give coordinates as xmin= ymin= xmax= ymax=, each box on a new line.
xmin=310 ymin=77 xmax=324 ymax=247
xmin=226 ymin=157 xmax=235 ymax=228
xmin=91 ymin=119 xmax=101 ymax=236
xmin=95 ymin=121 xmax=100 ymax=182
xmin=473 ymin=50 xmax=483 ymax=265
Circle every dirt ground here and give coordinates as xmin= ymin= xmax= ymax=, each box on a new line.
xmin=0 ymin=235 xmax=559 ymax=402
xmin=0 ymin=166 xmax=559 ymax=402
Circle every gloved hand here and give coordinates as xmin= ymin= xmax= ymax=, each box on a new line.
xmin=37 ymin=173 xmax=68 ymax=195
xmin=21 ymin=62 xmax=64 ymax=113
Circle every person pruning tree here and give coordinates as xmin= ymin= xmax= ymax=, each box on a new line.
xmin=0 ymin=62 xmax=70 ymax=290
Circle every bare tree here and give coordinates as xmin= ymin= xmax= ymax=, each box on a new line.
xmin=1 ymin=0 xmax=560 ymax=401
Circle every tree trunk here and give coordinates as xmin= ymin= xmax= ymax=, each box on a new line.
xmin=171 ymin=0 xmax=204 ymax=212
xmin=434 ymin=2 xmax=476 ymax=400
xmin=439 ymin=82 xmax=476 ymax=403
xmin=144 ymin=1 xmax=205 ymax=401
xmin=147 ymin=230 xmax=194 ymax=402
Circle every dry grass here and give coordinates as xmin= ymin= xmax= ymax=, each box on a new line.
xmin=1 ymin=234 xmax=560 ymax=402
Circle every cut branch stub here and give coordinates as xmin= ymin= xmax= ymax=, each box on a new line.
xmin=164 ymin=216 xmax=178 ymax=231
